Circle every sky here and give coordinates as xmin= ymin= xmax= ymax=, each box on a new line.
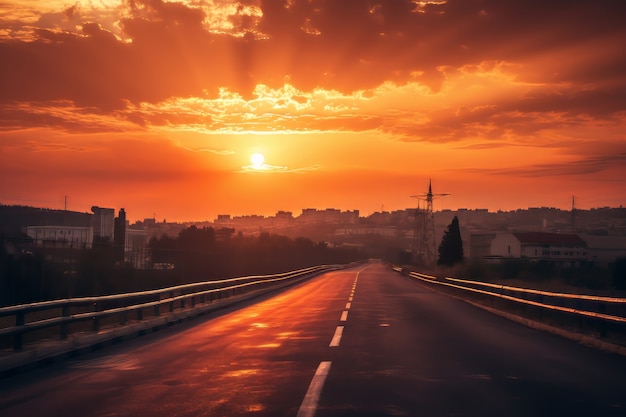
xmin=1 ymin=0 xmax=625 ymax=222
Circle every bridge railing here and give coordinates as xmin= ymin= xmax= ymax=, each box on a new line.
xmin=392 ymin=266 xmax=626 ymax=326
xmin=0 ymin=265 xmax=343 ymax=351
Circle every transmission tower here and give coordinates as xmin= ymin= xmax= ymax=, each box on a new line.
xmin=410 ymin=179 xmax=450 ymax=266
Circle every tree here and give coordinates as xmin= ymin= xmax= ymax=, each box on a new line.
xmin=437 ymin=216 xmax=464 ymax=266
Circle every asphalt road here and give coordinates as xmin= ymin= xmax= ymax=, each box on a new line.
xmin=1 ymin=261 xmax=626 ymax=417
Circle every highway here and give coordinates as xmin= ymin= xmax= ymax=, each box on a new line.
xmin=1 ymin=262 xmax=626 ymax=416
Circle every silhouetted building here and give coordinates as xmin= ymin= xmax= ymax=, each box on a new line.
xmin=0 ymin=205 xmax=91 ymax=237
xmin=26 ymin=225 xmax=93 ymax=249
xmin=275 ymin=211 xmax=293 ymax=221
xmin=91 ymin=206 xmax=115 ymax=241
xmin=335 ymin=226 xmax=398 ymax=238
xmin=581 ymin=234 xmax=626 ymax=267
xmin=298 ymin=208 xmax=359 ymax=225
xmin=24 ymin=225 xmax=92 ymax=275
xmin=114 ymin=208 xmax=127 ymax=262
xmin=215 ymin=214 xmax=232 ymax=224
xmin=126 ymin=228 xmax=148 ymax=268
xmin=215 ymin=227 xmax=236 ymax=241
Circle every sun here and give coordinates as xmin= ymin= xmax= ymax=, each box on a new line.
xmin=250 ymin=152 xmax=265 ymax=169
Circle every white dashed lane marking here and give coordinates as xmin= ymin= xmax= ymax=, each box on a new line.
xmin=340 ymin=310 xmax=349 ymax=322
xmin=329 ymin=326 xmax=344 ymax=347
xmin=296 ymin=361 xmax=332 ymax=417
xmin=298 ymin=266 xmax=367 ymax=417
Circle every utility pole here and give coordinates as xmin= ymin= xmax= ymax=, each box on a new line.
xmin=571 ymin=195 xmax=576 ymax=233
xmin=410 ymin=179 xmax=450 ymax=266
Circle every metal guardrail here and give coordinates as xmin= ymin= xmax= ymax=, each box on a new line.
xmin=392 ymin=267 xmax=626 ymax=324
xmin=0 ymin=265 xmax=343 ymax=351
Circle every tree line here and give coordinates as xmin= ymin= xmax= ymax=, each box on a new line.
xmin=0 ymin=227 xmax=366 ymax=306
xmin=148 ymin=226 xmax=366 ymax=281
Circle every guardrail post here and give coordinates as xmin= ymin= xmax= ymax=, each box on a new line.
xmin=92 ymin=302 xmax=100 ymax=332
xmin=13 ymin=311 xmax=24 ymax=351
xmin=169 ymin=291 xmax=174 ymax=312
xmin=599 ymin=304 xmax=607 ymax=338
xmin=536 ymin=295 xmax=544 ymax=319
xmin=577 ymin=299 xmax=585 ymax=331
xmin=60 ymin=304 xmax=70 ymax=339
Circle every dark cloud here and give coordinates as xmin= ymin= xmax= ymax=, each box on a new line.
xmin=461 ymin=153 xmax=626 ymax=177
xmin=0 ymin=102 xmax=132 ymax=133
xmin=0 ymin=0 xmax=625 ymax=120
xmin=514 ymin=86 xmax=626 ymax=119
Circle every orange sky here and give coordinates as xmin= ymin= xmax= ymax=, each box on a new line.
xmin=1 ymin=0 xmax=625 ymax=222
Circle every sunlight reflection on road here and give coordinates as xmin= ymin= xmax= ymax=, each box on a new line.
xmin=224 ymin=369 xmax=260 ymax=378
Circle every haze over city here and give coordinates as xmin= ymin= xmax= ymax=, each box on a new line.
xmin=1 ymin=0 xmax=625 ymax=222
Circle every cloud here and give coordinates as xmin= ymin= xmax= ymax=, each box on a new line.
xmin=453 ymin=141 xmax=526 ymax=151
xmin=0 ymin=101 xmax=138 ymax=133
xmin=23 ymin=140 xmax=100 ymax=153
xmin=179 ymin=145 xmax=235 ymax=155
xmin=239 ymin=164 xmax=321 ymax=174
xmin=1 ymin=0 xmax=625 ymax=106
xmin=459 ymin=153 xmax=626 ymax=177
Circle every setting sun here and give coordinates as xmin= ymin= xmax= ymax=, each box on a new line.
xmin=251 ymin=153 xmax=265 ymax=169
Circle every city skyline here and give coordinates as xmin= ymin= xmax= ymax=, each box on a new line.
xmin=1 ymin=1 xmax=625 ymax=222
xmin=4 ymin=200 xmax=624 ymax=226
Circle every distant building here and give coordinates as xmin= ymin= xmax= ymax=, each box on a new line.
xmin=215 ymin=214 xmax=232 ymax=224
xmin=114 ymin=208 xmax=127 ymax=262
xmin=114 ymin=209 xmax=126 ymax=244
xmin=489 ymin=232 xmax=587 ymax=266
xmin=0 ymin=205 xmax=91 ymax=237
xmin=275 ymin=211 xmax=293 ymax=221
xmin=215 ymin=227 xmax=235 ymax=241
xmin=25 ymin=225 xmax=93 ymax=249
xmin=581 ymin=234 xmax=626 ymax=267
xmin=298 ymin=208 xmax=359 ymax=225
xmin=469 ymin=233 xmax=497 ymax=259
xmin=335 ymin=226 xmax=398 ymax=238
xmin=125 ymin=228 xmax=148 ymax=268
xmin=91 ymin=206 xmax=115 ymax=240
xmin=299 ymin=208 xmax=319 ymax=224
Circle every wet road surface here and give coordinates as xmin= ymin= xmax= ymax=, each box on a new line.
xmin=1 ymin=261 xmax=626 ymax=416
